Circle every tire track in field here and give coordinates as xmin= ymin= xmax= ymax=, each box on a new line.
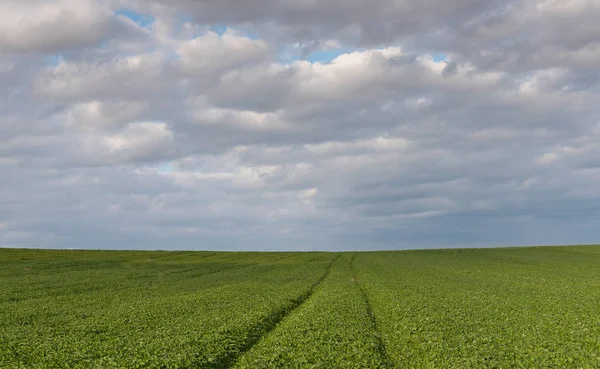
xmin=350 ymin=253 xmax=393 ymax=369
xmin=209 ymin=253 xmax=343 ymax=369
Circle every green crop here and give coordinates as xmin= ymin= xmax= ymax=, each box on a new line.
xmin=0 ymin=249 xmax=336 ymax=368
xmin=233 ymin=253 xmax=388 ymax=368
xmin=2 ymin=246 xmax=600 ymax=368
xmin=353 ymin=246 xmax=600 ymax=368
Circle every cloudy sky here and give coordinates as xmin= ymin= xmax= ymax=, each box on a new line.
xmin=1 ymin=0 xmax=599 ymax=251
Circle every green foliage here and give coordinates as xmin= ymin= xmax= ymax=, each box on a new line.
xmin=2 ymin=246 xmax=600 ymax=368
xmin=233 ymin=253 xmax=388 ymax=368
xmin=0 ymin=249 xmax=336 ymax=368
xmin=353 ymin=246 xmax=600 ymax=369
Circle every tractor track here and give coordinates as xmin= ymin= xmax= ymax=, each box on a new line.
xmin=205 ymin=253 xmax=343 ymax=369
xmin=349 ymin=253 xmax=393 ymax=369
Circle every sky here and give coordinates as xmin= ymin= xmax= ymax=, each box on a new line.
xmin=1 ymin=0 xmax=599 ymax=251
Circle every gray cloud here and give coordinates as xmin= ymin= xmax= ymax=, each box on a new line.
xmin=1 ymin=0 xmax=600 ymax=250
xmin=0 ymin=0 xmax=152 ymax=54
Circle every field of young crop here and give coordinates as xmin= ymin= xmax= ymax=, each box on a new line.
xmin=2 ymin=245 xmax=600 ymax=368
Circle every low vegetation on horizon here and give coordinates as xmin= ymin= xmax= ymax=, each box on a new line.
xmin=1 ymin=245 xmax=600 ymax=368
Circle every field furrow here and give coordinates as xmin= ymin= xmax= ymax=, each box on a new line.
xmin=0 ymin=250 xmax=336 ymax=368
xmin=349 ymin=253 xmax=392 ymax=368
xmin=233 ymin=253 xmax=388 ymax=369
xmin=211 ymin=253 xmax=342 ymax=368
xmin=3 ymin=246 xmax=600 ymax=368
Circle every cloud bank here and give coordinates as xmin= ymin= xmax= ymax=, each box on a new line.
xmin=1 ymin=0 xmax=600 ymax=250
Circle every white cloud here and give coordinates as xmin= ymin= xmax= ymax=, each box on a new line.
xmin=105 ymin=121 xmax=173 ymax=157
xmin=2 ymin=0 xmax=600 ymax=250
xmin=305 ymin=136 xmax=410 ymax=155
xmin=190 ymin=106 xmax=291 ymax=131
xmin=178 ymin=30 xmax=270 ymax=75
xmin=35 ymin=52 xmax=169 ymax=101
xmin=71 ymin=121 xmax=176 ymax=165
xmin=0 ymin=0 xmax=113 ymax=53
xmin=65 ymin=100 xmax=148 ymax=130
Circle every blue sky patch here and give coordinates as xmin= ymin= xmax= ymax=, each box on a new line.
xmin=306 ymin=48 xmax=354 ymax=63
xmin=432 ymin=52 xmax=447 ymax=62
xmin=116 ymin=9 xmax=155 ymax=28
xmin=209 ymin=25 xmax=228 ymax=36
xmin=175 ymin=17 xmax=259 ymax=41
xmin=280 ymin=46 xmax=355 ymax=64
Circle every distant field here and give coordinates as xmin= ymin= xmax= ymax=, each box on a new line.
xmin=2 ymin=246 xmax=600 ymax=368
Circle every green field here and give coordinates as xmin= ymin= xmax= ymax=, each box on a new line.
xmin=2 ymin=246 xmax=600 ymax=368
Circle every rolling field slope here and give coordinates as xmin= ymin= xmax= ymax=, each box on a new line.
xmin=1 ymin=246 xmax=600 ymax=368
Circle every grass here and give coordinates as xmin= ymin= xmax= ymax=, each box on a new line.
xmin=1 ymin=246 xmax=600 ymax=368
